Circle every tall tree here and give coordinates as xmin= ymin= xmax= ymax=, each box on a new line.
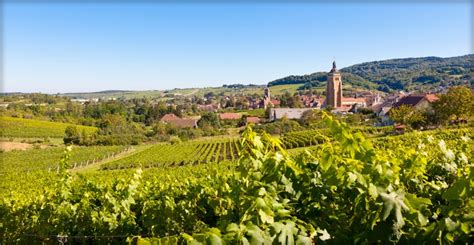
xmin=198 ymin=112 xmax=221 ymax=128
xmin=389 ymin=105 xmax=425 ymax=128
xmin=433 ymin=86 xmax=474 ymax=123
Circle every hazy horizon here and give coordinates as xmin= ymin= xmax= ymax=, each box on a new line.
xmin=2 ymin=53 xmax=472 ymax=95
xmin=3 ymin=2 xmax=472 ymax=93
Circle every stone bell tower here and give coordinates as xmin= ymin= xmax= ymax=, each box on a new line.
xmin=263 ymin=87 xmax=271 ymax=109
xmin=325 ymin=61 xmax=342 ymax=108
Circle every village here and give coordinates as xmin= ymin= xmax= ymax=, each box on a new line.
xmin=121 ymin=61 xmax=443 ymax=130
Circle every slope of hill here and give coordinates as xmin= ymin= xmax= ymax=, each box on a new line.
xmin=0 ymin=116 xmax=98 ymax=138
xmin=61 ymin=84 xmax=302 ymax=100
xmin=270 ymin=72 xmax=377 ymax=91
xmin=268 ymin=54 xmax=473 ymax=92
xmin=341 ymin=54 xmax=473 ymax=91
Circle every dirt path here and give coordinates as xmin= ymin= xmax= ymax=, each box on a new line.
xmin=70 ymin=145 xmax=152 ymax=173
xmin=0 ymin=142 xmax=33 ymax=151
xmin=186 ymin=89 xmax=199 ymax=96
xmin=0 ymin=141 xmax=50 ymax=152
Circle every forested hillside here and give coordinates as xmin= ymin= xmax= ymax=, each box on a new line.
xmin=268 ymin=54 xmax=473 ymax=92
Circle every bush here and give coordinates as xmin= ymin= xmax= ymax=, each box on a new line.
xmin=63 ymin=126 xmax=81 ymax=145
xmin=169 ymin=136 xmax=181 ymax=145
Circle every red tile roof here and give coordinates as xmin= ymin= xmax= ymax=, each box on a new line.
xmin=425 ymin=94 xmax=439 ymax=103
xmin=160 ymin=113 xmax=180 ymax=122
xmin=342 ymin=97 xmax=367 ymax=103
xmin=219 ymin=113 xmax=242 ymax=120
xmin=169 ymin=119 xmax=198 ymax=128
xmin=160 ymin=113 xmax=197 ymax=128
xmin=393 ymin=95 xmax=426 ymax=108
xmin=246 ymin=116 xmax=261 ymax=124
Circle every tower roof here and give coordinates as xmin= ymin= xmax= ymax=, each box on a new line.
xmin=329 ymin=60 xmax=338 ymax=73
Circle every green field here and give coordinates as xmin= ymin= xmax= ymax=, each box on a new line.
xmin=0 ymin=145 xmax=128 ymax=198
xmin=61 ymin=84 xmax=302 ymax=100
xmin=268 ymin=84 xmax=301 ymax=95
xmin=1 ymin=117 xmax=472 ymax=243
xmin=0 ymin=116 xmax=98 ymax=138
xmin=101 ymin=139 xmax=241 ymax=170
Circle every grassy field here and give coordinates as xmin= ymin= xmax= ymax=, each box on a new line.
xmin=63 ymin=90 xmax=164 ymax=99
xmin=0 ymin=116 xmax=98 ymax=138
xmin=268 ymin=84 xmax=301 ymax=95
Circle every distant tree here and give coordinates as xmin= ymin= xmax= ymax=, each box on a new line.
xmin=291 ymin=95 xmax=304 ymax=108
xmin=98 ymin=114 xmax=128 ymax=134
xmin=357 ymin=107 xmax=375 ymax=115
xmin=65 ymin=101 xmax=81 ymax=116
xmin=345 ymin=113 xmax=365 ymax=126
xmin=300 ymin=109 xmax=322 ymax=126
xmin=198 ymin=112 xmax=221 ymax=128
xmin=433 ymin=86 xmax=474 ymax=123
xmin=80 ymin=128 xmax=92 ymax=145
xmin=152 ymin=121 xmax=167 ymax=136
xmin=389 ymin=105 xmax=426 ymax=129
xmin=237 ymin=115 xmax=248 ymax=127
xmin=389 ymin=105 xmax=411 ymax=125
xmin=64 ymin=126 xmax=81 ymax=145
xmin=264 ymin=104 xmax=273 ymax=120
xmin=279 ymin=92 xmax=303 ymax=108
xmin=235 ymin=97 xmax=249 ymax=110
xmin=204 ymin=92 xmax=215 ymax=99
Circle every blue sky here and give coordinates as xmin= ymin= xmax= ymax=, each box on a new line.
xmin=3 ymin=2 xmax=472 ymax=93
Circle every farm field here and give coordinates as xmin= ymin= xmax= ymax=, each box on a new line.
xmin=59 ymin=84 xmax=301 ymax=104
xmin=101 ymin=139 xmax=241 ymax=170
xmin=175 ymin=84 xmax=299 ymax=98
xmin=1 ymin=117 xmax=472 ymax=243
xmin=0 ymin=145 xmax=128 ymax=198
xmin=268 ymin=84 xmax=301 ymax=95
xmin=0 ymin=116 xmax=97 ymax=138
xmin=0 ymin=137 xmax=64 ymax=146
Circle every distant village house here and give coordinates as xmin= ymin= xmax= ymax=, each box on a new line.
xmin=160 ymin=113 xmax=198 ymax=128
xmin=219 ymin=112 xmax=242 ymax=120
xmin=269 ymin=108 xmax=313 ymax=121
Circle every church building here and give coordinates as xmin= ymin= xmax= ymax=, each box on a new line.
xmin=263 ymin=87 xmax=271 ymax=109
xmin=325 ymin=61 xmax=343 ymax=108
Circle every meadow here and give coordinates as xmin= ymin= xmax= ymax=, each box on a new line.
xmin=0 ymin=116 xmax=98 ymax=138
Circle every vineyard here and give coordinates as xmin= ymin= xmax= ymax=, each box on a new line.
xmin=281 ymin=130 xmax=327 ymax=149
xmin=281 ymin=126 xmax=473 ymax=150
xmin=0 ymin=114 xmax=472 ymax=243
xmin=101 ymin=139 xmax=241 ymax=170
xmin=0 ymin=116 xmax=98 ymax=138
xmin=0 ymin=145 xmax=128 ymax=198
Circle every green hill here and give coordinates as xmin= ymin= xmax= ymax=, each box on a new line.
xmin=268 ymin=54 xmax=473 ymax=92
xmin=0 ymin=116 xmax=98 ymax=138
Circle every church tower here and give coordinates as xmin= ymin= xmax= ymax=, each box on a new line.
xmin=263 ymin=87 xmax=271 ymax=109
xmin=325 ymin=61 xmax=343 ymax=108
